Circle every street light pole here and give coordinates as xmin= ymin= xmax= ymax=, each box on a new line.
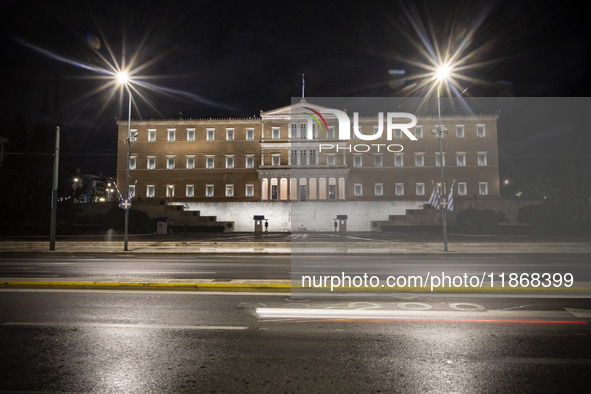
xmin=124 ymin=91 xmax=131 ymax=252
xmin=436 ymin=84 xmax=449 ymax=252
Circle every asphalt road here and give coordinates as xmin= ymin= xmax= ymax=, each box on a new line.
xmin=1 ymin=289 xmax=590 ymax=393
xmin=0 ymin=253 xmax=589 ymax=285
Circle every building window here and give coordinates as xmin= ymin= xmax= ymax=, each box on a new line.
xmin=456 ymin=152 xmax=466 ymax=167
xmin=245 ymin=155 xmax=254 ymax=169
xmin=415 ymin=153 xmax=424 ymax=167
xmin=309 ymin=150 xmax=317 ymax=165
xmin=374 ymin=183 xmax=383 ymax=196
xmin=146 ymin=185 xmax=155 ymax=197
xmin=205 ymin=184 xmax=214 ymax=197
xmin=477 ymin=152 xmax=487 ymax=166
xmin=245 ymin=184 xmax=254 ymax=197
xmin=148 ymin=129 xmax=156 ymax=142
xmin=206 ymin=156 xmax=214 ymax=169
xmin=477 ymin=124 xmax=486 ymax=137
xmin=207 ymin=128 xmax=215 ymax=141
xmin=147 ymin=157 xmax=156 ymax=170
xmin=166 ymin=185 xmax=174 ymax=197
xmin=186 ymin=156 xmax=195 ymax=169
xmin=272 ymin=127 xmax=280 ymax=140
xmin=327 ymin=154 xmax=336 ymax=167
xmin=290 ymin=124 xmax=297 ymax=139
xmin=458 ymin=182 xmax=467 ymax=196
xmin=225 ymin=184 xmax=234 ymax=197
xmin=354 ymin=184 xmax=363 ymax=196
xmin=187 ymin=128 xmax=195 ymax=141
xmin=226 ymin=128 xmax=234 ymax=141
xmin=300 ymin=150 xmax=307 ymax=165
xmin=394 ymin=154 xmax=403 ymax=168
xmin=374 ymin=155 xmax=383 ymax=168
xmin=128 ymin=185 xmax=135 ymax=198
xmin=456 ymin=125 xmax=464 ymax=138
xmin=290 ymin=150 xmax=298 ymax=166
xmin=129 ymin=156 xmax=136 ymax=170
xmin=435 ymin=152 xmax=445 ymax=167
xmin=395 ymin=183 xmax=404 ymax=196
xmin=186 ymin=185 xmax=194 ymax=197
xmin=167 ymin=129 xmax=175 ymax=142
xmin=479 ymin=182 xmax=488 ymax=195
xmin=353 ymin=155 xmax=362 ymax=168
xmin=300 ymin=123 xmax=306 ymax=139
xmin=271 ymin=154 xmax=280 ymax=166
xmin=129 ymin=129 xmax=137 ymax=142
xmin=246 ymin=128 xmax=254 ymax=141
xmin=166 ymin=157 xmax=175 ymax=170
xmin=414 ymin=125 xmax=423 ymax=139
xmin=327 ymin=126 xmax=335 ymax=139
xmin=416 ymin=183 xmax=425 ymax=196
xmin=225 ymin=156 xmax=234 ymax=169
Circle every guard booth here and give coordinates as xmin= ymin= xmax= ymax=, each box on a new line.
xmin=253 ymin=215 xmax=265 ymax=237
xmin=336 ymin=215 xmax=348 ymax=233
xmin=156 ymin=217 xmax=168 ymax=235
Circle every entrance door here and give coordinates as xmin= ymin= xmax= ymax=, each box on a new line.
xmin=299 ymin=185 xmax=308 ymax=201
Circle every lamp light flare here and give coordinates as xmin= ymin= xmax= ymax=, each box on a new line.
xmin=116 ymin=70 xmax=129 ymax=85
xmin=435 ymin=63 xmax=452 ymax=81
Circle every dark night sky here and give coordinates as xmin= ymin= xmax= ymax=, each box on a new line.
xmin=1 ymin=0 xmax=590 ymax=177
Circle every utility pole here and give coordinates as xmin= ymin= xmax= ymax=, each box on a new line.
xmin=49 ymin=126 xmax=60 ymax=251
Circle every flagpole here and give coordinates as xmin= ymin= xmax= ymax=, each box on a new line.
xmin=437 ymin=84 xmax=449 ymax=252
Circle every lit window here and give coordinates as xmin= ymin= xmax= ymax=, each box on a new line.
xmin=187 ymin=128 xmax=195 ymax=141
xmin=167 ymin=157 xmax=175 ymax=170
xmin=374 ymin=155 xmax=383 ymax=168
xmin=354 ymin=184 xmax=363 ymax=196
xmin=129 ymin=129 xmax=137 ymax=142
xmin=129 ymin=156 xmax=136 ymax=170
xmin=394 ymin=154 xmax=403 ymax=168
xmin=414 ymin=125 xmax=423 ymax=139
xmin=458 ymin=182 xmax=467 ymax=196
xmin=147 ymin=157 xmax=156 ymax=170
xmin=246 ymin=128 xmax=254 ymax=141
xmin=245 ymin=155 xmax=254 ymax=169
xmin=415 ymin=153 xmax=424 ymax=167
xmin=477 ymin=124 xmax=485 ymax=137
xmin=207 ymin=129 xmax=215 ymax=141
xmin=272 ymin=127 xmax=280 ymax=140
xmin=186 ymin=185 xmax=194 ymax=197
xmin=374 ymin=183 xmax=383 ymax=196
xmin=479 ymin=182 xmax=488 ymax=195
xmin=416 ymin=183 xmax=425 ymax=196
xmin=167 ymin=129 xmax=175 ymax=142
xmin=146 ymin=185 xmax=155 ymax=197
xmin=456 ymin=152 xmax=466 ymax=167
xmin=225 ymin=184 xmax=234 ymax=197
xmin=353 ymin=155 xmax=362 ymax=168
xmin=245 ymin=184 xmax=254 ymax=197
xmin=225 ymin=156 xmax=234 ymax=169
xmin=271 ymin=155 xmax=280 ymax=166
xmin=395 ymin=183 xmax=404 ymax=196
xmin=206 ymin=156 xmax=214 ymax=169
xmin=477 ymin=152 xmax=487 ymax=166
xmin=327 ymin=154 xmax=336 ymax=167
xmin=205 ymin=185 xmax=214 ymax=197
xmin=456 ymin=125 xmax=464 ymax=138
xmin=166 ymin=185 xmax=174 ymax=197
xmin=128 ymin=185 xmax=135 ymax=198
xmin=148 ymin=129 xmax=156 ymax=142
xmin=186 ymin=156 xmax=195 ymax=169
xmin=226 ymin=129 xmax=234 ymax=141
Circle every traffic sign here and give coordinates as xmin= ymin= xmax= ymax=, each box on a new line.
xmin=119 ymin=198 xmax=132 ymax=210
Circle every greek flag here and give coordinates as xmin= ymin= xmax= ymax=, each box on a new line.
xmin=428 ymin=185 xmax=441 ymax=209
xmin=447 ymin=180 xmax=455 ymax=212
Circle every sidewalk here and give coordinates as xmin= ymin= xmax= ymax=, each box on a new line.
xmin=0 ymin=240 xmax=590 ymax=254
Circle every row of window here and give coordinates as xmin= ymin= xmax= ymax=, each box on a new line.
xmin=353 ymin=182 xmax=488 ymax=197
xmin=129 ymin=152 xmax=488 ymax=170
xmin=128 ymin=124 xmax=487 ymax=142
xmin=129 ymin=182 xmax=489 ymax=199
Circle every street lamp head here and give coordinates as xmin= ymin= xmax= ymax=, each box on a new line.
xmin=116 ymin=70 xmax=129 ymax=85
